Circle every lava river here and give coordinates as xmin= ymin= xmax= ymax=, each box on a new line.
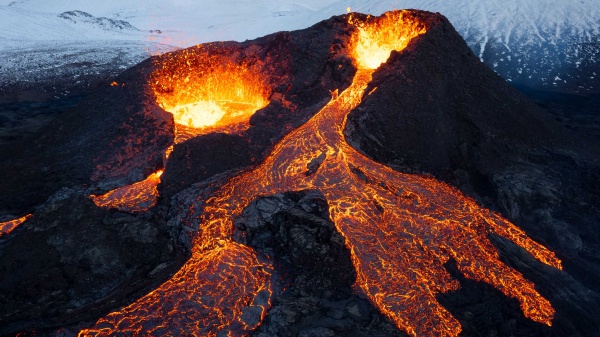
xmin=80 ymin=11 xmax=562 ymax=337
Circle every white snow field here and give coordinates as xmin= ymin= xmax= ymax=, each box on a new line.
xmin=0 ymin=0 xmax=599 ymax=93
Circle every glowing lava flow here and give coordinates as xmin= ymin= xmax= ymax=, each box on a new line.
xmin=0 ymin=214 xmax=32 ymax=237
xmin=91 ymin=170 xmax=164 ymax=213
xmin=91 ymin=145 xmax=171 ymax=213
xmin=81 ymin=11 xmax=561 ymax=337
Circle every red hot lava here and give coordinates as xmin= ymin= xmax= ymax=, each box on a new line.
xmin=81 ymin=11 xmax=561 ymax=337
xmin=91 ymin=170 xmax=164 ymax=213
xmin=0 ymin=214 xmax=32 ymax=237
xmin=151 ymin=48 xmax=271 ymax=144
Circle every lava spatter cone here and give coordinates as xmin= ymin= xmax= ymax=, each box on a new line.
xmin=76 ymin=10 xmax=561 ymax=337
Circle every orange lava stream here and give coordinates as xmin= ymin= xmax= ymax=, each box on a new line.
xmin=152 ymin=51 xmax=270 ymax=144
xmin=0 ymin=214 xmax=32 ymax=237
xmin=91 ymin=170 xmax=163 ymax=213
xmin=80 ymin=243 xmax=271 ymax=337
xmin=81 ymin=11 xmax=561 ymax=337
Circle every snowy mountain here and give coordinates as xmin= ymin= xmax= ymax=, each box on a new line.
xmin=57 ymin=10 xmax=140 ymax=32
xmin=1 ymin=0 xmax=599 ymax=95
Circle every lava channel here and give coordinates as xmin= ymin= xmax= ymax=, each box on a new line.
xmin=0 ymin=214 xmax=32 ymax=237
xmin=91 ymin=170 xmax=164 ymax=213
xmin=81 ymin=11 xmax=562 ymax=337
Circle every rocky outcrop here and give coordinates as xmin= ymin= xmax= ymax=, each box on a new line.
xmin=0 ymin=188 xmax=185 ymax=335
xmin=234 ymin=191 xmax=407 ymax=337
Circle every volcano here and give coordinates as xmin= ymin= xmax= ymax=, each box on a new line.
xmin=0 ymin=9 xmax=599 ymax=337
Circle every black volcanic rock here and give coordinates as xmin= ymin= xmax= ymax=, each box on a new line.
xmin=234 ymin=190 xmax=353 ymax=292
xmin=234 ymin=191 xmax=407 ymax=337
xmin=160 ymin=133 xmax=252 ymax=199
xmin=0 ymin=66 xmax=173 ymax=214
xmin=0 ymin=188 xmax=184 ymax=335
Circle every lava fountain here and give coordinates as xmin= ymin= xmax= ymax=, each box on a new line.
xmin=80 ymin=11 xmax=561 ymax=337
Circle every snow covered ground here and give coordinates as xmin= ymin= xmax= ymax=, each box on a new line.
xmin=0 ymin=0 xmax=599 ymax=94
xmin=0 ymin=0 xmax=341 ymax=48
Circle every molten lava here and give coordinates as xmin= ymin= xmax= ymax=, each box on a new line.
xmin=151 ymin=49 xmax=270 ymax=143
xmin=350 ymin=11 xmax=427 ymax=69
xmin=91 ymin=170 xmax=163 ymax=213
xmin=81 ymin=11 xmax=561 ymax=337
xmin=0 ymin=214 xmax=32 ymax=237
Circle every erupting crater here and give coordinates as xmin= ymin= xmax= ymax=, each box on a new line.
xmin=80 ymin=10 xmax=562 ymax=337
xmin=151 ymin=49 xmax=271 ymax=143
xmin=350 ymin=11 xmax=427 ymax=69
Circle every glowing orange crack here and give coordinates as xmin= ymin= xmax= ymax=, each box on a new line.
xmin=0 ymin=214 xmax=32 ymax=237
xmin=91 ymin=170 xmax=163 ymax=213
